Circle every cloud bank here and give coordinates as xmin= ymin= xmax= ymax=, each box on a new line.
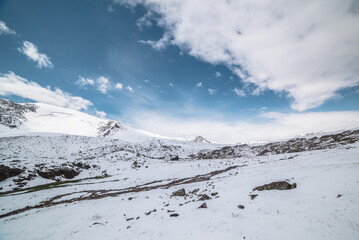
xmin=18 ymin=41 xmax=53 ymax=69
xmin=0 ymin=72 xmax=92 ymax=110
xmin=115 ymin=0 xmax=359 ymax=111
xmin=131 ymin=111 xmax=359 ymax=144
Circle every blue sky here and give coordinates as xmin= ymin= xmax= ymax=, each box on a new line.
xmin=1 ymin=0 xmax=359 ymax=142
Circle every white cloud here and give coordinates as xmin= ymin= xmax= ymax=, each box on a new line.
xmin=0 ymin=72 xmax=92 ymax=110
xmin=138 ymin=32 xmax=172 ymax=51
xmin=169 ymin=83 xmax=174 ymax=87
xmin=18 ymin=41 xmax=53 ymax=69
xmin=234 ymin=88 xmax=246 ymax=97
xmin=76 ymin=76 xmax=95 ymax=88
xmin=116 ymin=0 xmax=359 ymax=111
xmin=96 ymin=111 xmax=107 ymax=118
xmin=115 ymin=82 xmax=123 ymax=90
xmin=96 ymin=76 xmax=111 ymax=94
xmin=196 ymin=82 xmax=203 ymax=87
xmin=208 ymin=88 xmax=217 ymax=95
xmin=131 ymin=110 xmax=359 ymax=144
xmin=126 ymin=85 xmax=134 ymax=92
xmin=136 ymin=11 xmax=154 ymax=30
xmin=0 ymin=21 xmax=16 ymax=35
xmin=215 ymin=72 xmax=222 ymax=78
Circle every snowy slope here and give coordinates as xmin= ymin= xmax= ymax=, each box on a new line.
xmin=0 ymin=99 xmax=170 ymax=142
xmin=0 ymin=128 xmax=358 ymax=239
xmin=1 ymin=98 xmax=359 ymax=240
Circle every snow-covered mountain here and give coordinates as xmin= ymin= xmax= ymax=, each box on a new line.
xmin=1 ymin=98 xmax=359 ymax=240
xmin=0 ymin=98 xmax=169 ymax=142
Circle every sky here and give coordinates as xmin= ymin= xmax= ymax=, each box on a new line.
xmin=0 ymin=0 xmax=359 ymax=143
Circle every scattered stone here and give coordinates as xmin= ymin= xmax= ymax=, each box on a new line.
xmin=253 ymin=181 xmax=297 ymax=191
xmin=198 ymin=202 xmax=207 ymax=209
xmin=145 ymin=209 xmax=157 ymax=215
xmin=172 ymin=188 xmax=186 ymax=197
xmin=136 ymin=217 xmax=140 ymax=220
xmin=238 ymin=205 xmax=245 ymax=209
xmin=128 ymin=197 xmax=133 ymax=200
xmin=191 ymin=188 xmax=200 ymax=194
xmin=92 ymin=222 xmax=105 ymax=226
xmin=164 ymin=203 xmax=169 ymax=207
xmin=167 ymin=210 xmax=175 ymax=213
xmin=170 ymin=213 xmax=179 ymax=217
xmin=337 ymin=194 xmax=342 ymax=198
xmin=250 ymin=194 xmax=258 ymax=200
xmin=211 ymin=192 xmax=218 ymax=196
xmin=126 ymin=218 xmax=134 ymax=221
xmin=198 ymin=194 xmax=211 ymax=201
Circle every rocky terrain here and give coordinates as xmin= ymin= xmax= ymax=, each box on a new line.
xmin=0 ymin=98 xmax=358 ymax=240
xmin=0 ymin=98 xmax=37 ymax=128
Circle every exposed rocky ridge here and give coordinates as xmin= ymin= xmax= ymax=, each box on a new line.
xmin=192 ymin=136 xmax=211 ymax=144
xmin=0 ymin=98 xmax=37 ymax=128
xmin=191 ymin=129 xmax=359 ymax=159
xmin=97 ymin=120 xmax=126 ymax=136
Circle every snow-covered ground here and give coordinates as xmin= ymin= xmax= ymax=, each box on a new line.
xmin=0 ymin=99 xmax=359 ymax=240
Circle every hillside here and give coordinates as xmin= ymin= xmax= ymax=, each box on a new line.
xmin=0 ymin=99 xmax=359 ymax=240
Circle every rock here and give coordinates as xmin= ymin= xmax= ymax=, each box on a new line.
xmin=211 ymin=192 xmax=218 ymax=196
xmin=172 ymin=188 xmax=186 ymax=197
xmin=0 ymin=164 xmax=23 ymax=182
xmin=198 ymin=202 xmax=207 ymax=208
xmin=337 ymin=194 xmax=342 ymax=198
xmin=198 ymin=194 xmax=211 ymax=201
xmin=249 ymin=194 xmax=258 ymax=200
xmin=170 ymin=213 xmax=179 ymax=217
xmin=238 ymin=205 xmax=245 ymax=209
xmin=170 ymin=155 xmax=179 ymax=161
xmin=36 ymin=167 xmax=79 ymax=180
xmin=253 ymin=181 xmax=297 ymax=191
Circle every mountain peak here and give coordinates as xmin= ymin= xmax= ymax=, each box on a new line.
xmin=0 ymin=98 xmax=37 ymax=128
xmin=191 ymin=136 xmax=211 ymax=144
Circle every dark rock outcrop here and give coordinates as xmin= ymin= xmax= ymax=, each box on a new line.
xmin=253 ymin=181 xmax=297 ymax=191
xmin=0 ymin=165 xmax=23 ymax=181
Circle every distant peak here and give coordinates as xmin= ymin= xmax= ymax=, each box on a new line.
xmin=98 ymin=120 xmax=126 ymax=137
xmin=191 ymin=136 xmax=211 ymax=143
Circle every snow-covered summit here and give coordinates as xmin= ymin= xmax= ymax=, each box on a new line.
xmin=0 ymin=98 xmax=168 ymax=142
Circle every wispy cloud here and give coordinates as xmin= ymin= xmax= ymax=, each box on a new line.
xmin=215 ymin=72 xmax=221 ymax=78
xmin=76 ymin=76 xmax=124 ymax=94
xmin=208 ymin=88 xmax=217 ymax=95
xmin=96 ymin=110 xmax=107 ymax=118
xmin=0 ymin=21 xmax=16 ymax=35
xmin=234 ymin=88 xmax=246 ymax=97
xmin=115 ymin=82 xmax=123 ymax=89
xmin=18 ymin=41 xmax=53 ymax=69
xmin=138 ymin=32 xmax=172 ymax=51
xmin=131 ymin=110 xmax=359 ymax=143
xmin=196 ymin=82 xmax=203 ymax=88
xmin=126 ymin=85 xmax=134 ymax=92
xmin=76 ymin=76 xmax=95 ymax=88
xmin=0 ymin=72 xmax=92 ymax=110
xmin=96 ymin=76 xmax=111 ymax=94
xmin=115 ymin=0 xmax=359 ymax=111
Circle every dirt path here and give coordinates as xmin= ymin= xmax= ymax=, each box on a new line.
xmin=0 ymin=165 xmax=245 ymax=219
